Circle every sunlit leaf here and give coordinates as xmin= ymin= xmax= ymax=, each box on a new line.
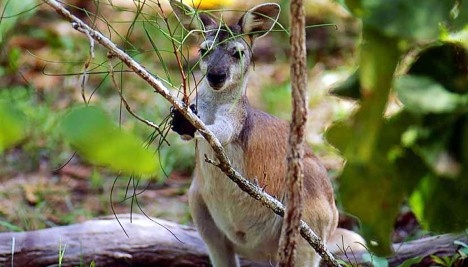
xmin=60 ymin=105 xmax=159 ymax=176
xmin=0 ymin=100 xmax=27 ymax=153
xmin=395 ymin=75 xmax=467 ymax=114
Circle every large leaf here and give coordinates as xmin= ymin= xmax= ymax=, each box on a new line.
xmin=395 ymin=75 xmax=468 ymax=114
xmin=60 ymin=105 xmax=159 ymax=176
xmin=409 ymin=173 xmax=468 ymax=232
xmin=0 ymin=100 xmax=27 ymax=153
xmin=408 ymin=115 xmax=468 ymax=232
xmin=332 ymin=113 xmax=426 ymax=255
xmin=345 ymin=0 xmax=454 ymax=41
xmin=327 ymin=28 xmax=399 ymax=163
xmin=334 ymin=0 xmax=467 ymax=257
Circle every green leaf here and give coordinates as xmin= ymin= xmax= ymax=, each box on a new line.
xmin=328 ymin=28 xmax=400 ymax=163
xmin=60 ymin=105 xmax=159 ymax=176
xmin=0 ymin=0 xmax=38 ymax=44
xmin=343 ymin=0 xmax=362 ymax=17
xmin=333 ymin=113 xmax=426 ymax=256
xmin=395 ymin=75 xmax=467 ymax=114
xmin=409 ymin=173 xmax=468 ymax=233
xmin=0 ymin=220 xmax=24 ymax=232
xmin=430 ymin=255 xmax=449 ymax=266
xmin=0 ymin=100 xmax=27 ymax=153
xmin=360 ymin=0 xmax=453 ymax=41
xmin=462 ymin=117 xmax=468 ymax=171
xmin=395 ymin=256 xmax=423 ymax=267
xmin=362 ymin=253 xmax=388 ymax=267
xmin=449 ymin=0 xmax=468 ymax=31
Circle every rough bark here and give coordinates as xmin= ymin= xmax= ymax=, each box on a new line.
xmin=0 ymin=215 xmax=465 ymax=267
xmin=277 ymin=0 xmax=308 ymax=265
xmin=41 ymin=1 xmax=338 ymax=266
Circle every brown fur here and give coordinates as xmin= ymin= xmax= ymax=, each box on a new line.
xmin=240 ymin=104 xmax=339 ymax=241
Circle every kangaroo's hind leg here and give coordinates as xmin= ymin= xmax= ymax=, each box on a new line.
xmin=188 ymin=182 xmax=239 ymax=267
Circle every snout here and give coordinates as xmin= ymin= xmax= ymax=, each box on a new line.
xmin=207 ymin=71 xmax=227 ymax=90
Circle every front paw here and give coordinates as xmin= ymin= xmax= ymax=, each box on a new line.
xmin=171 ymin=104 xmax=198 ymax=139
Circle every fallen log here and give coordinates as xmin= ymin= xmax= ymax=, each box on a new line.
xmin=0 ymin=214 xmax=465 ymax=267
xmin=0 ymin=214 xmax=265 ymax=267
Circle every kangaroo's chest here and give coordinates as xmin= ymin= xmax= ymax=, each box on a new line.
xmin=194 ymin=139 xmax=282 ymax=259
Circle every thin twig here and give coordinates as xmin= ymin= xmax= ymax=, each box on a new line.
xmin=106 ymin=51 xmax=169 ymax=145
xmin=41 ymin=1 xmax=340 ymax=266
xmin=155 ymin=0 xmax=189 ymax=104
xmin=79 ymin=23 xmax=96 ymax=104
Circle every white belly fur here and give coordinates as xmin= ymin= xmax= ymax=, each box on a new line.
xmin=195 ymin=138 xmax=282 ymax=261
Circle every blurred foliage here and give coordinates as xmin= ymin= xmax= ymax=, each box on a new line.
xmin=329 ymin=0 xmax=468 ymax=255
xmin=0 ymin=0 xmax=37 ymax=44
xmin=60 ymin=105 xmax=159 ymax=177
xmin=0 ymin=87 xmax=67 ymax=173
xmin=0 ymin=100 xmax=27 ymax=153
xmin=0 ymin=0 xmax=200 ymax=230
xmin=262 ymin=82 xmax=292 ymax=120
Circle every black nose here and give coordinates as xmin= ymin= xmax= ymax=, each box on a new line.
xmin=207 ymin=71 xmax=227 ymax=88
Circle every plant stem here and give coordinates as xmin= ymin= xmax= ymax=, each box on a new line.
xmin=277 ymin=0 xmax=307 ymax=265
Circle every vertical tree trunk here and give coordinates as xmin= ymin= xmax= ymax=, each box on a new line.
xmin=277 ymin=0 xmax=308 ymax=265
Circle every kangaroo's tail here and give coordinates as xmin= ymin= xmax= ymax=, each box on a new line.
xmin=327 ymin=228 xmax=367 ymax=254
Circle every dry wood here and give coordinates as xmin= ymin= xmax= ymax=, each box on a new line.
xmin=0 ymin=214 xmax=263 ymax=267
xmin=0 ymin=215 xmax=465 ymax=267
xmin=41 ymin=1 xmax=339 ymax=266
xmin=277 ymin=0 xmax=308 ymax=265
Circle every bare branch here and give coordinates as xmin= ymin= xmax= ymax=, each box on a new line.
xmin=41 ymin=1 xmax=340 ymax=266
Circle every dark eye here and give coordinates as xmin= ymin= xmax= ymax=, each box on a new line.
xmin=232 ymin=49 xmax=245 ymax=59
xmin=199 ymin=48 xmax=208 ymax=56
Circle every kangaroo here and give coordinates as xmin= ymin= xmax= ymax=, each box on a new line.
xmin=169 ymin=1 xmax=364 ymax=266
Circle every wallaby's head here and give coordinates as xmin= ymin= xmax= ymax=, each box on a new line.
xmin=170 ymin=1 xmax=280 ymax=91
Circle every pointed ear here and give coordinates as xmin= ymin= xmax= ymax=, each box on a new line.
xmin=169 ymin=0 xmax=217 ymax=33
xmin=238 ymin=3 xmax=280 ymax=40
